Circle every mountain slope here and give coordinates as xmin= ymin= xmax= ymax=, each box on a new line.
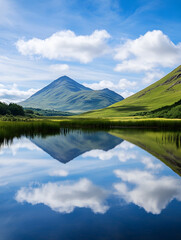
xmin=20 ymin=76 xmax=124 ymax=113
xmin=83 ymin=65 xmax=181 ymax=117
xmin=136 ymin=99 xmax=181 ymax=118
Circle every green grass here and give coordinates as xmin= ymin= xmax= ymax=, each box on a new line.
xmin=54 ymin=118 xmax=181 ymax=130
xmin=1 ymin=115 xmax=181 ymax=130
xmin=0 ymin=121 xmax=61 ymax=147
xmin=82 ymin=65 xmax=181 ymax=117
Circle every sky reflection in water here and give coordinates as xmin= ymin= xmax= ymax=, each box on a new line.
xmin=0 ymin=130 xmax=180 ymax=240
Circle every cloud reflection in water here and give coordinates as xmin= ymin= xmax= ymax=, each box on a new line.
xmin=83 ymin=141 xmax=136 ymax=162
xmin=114 ymin=169 xmax=181 ymax=214
xmin=15 ymin=178 xmax=109 ymax=214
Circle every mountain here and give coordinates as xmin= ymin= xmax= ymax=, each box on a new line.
xmin=20 ymin=76 xmax=124 ymax=113
xmin=30 ymin=130 xmax=123 ymax=163
xmin=83 ymin=65 xmax=181 ymax=117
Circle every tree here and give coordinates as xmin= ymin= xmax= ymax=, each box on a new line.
xmin=8 ymin=103 xmax=25 ymax=116
xmin=0 ymin=102 xmax=8 ymax=115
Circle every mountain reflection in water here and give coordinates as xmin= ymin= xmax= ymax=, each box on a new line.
xmin=30 ymin=129 xmax=123 ymax=163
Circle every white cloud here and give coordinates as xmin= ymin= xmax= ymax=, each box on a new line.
xmin=15 ymin=178 xmax=109 ymax=214
xmin=114 ymin=169 xmax=181 ymax=214
xmin=142 ymin=70 xmax=164 ymax=84
xmin=141 ymin=157 xmax=162 ymax=170
xmin=114 ymin=30 xmax=181 ymax=73
xmin=49 ymin=169 xmax=68 ymax=177
xmin=16 ymin=30 xmax=111 ymax=63
xmin=84 ymin=78 xmax=136 ymax=90
xmin=50 ymin=64 xmax=69 ymax=72
xmin=0 ymin=83 xmax=38 ymax=103
xmin=119 ymin=90 xmax=135 ymax=98
xmin=119 ymin=141 xmax=135 ymax=150
xmin=83 ymin=80 xmax=114 ymax=90
xmin=83 ymin=142 xmax=137 ymax=162
xmin=83 ymin=78 xmax=136 ymax=98
xmin=0 ymin=138 xmax=40 ymax=156
xmin=117 ymin=78 xmax=137 ymax=89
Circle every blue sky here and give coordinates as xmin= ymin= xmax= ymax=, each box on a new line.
xmin=0 ymin=0 xmax=181 ymax=102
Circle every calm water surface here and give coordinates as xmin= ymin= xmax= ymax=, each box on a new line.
xmin=0 ymin=128 xmax=181 ymax=240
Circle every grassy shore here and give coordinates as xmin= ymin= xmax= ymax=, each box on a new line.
xmin=49 ymin=117 xmax=181 ymax=130
xmin=0 ymin=120 xmax=61 ymax=147
xmin=0 ymin=115 xmax=181 ymax=130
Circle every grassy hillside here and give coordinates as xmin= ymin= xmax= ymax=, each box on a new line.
xmin=20 ymin=76 xmax=123 ymax=113
xmin=82 ymin=65 xmax=181 ymax=117
xmin=135 ymin=99 xmax=181 ymax=118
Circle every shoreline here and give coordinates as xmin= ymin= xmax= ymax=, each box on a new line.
xmin=50 ymin=118 xmax=181 ymax=130
xmin=0 ymin=117 xmax=181 ymax=130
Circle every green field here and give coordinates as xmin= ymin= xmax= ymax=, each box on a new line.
xmin=81 ymin=65 xmax=181 ymax=117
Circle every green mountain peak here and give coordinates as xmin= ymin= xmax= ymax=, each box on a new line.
xmin=20 ymin=76 xmax=124 ymax=113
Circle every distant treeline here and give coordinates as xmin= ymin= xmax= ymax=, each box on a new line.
xmin=0 ymin=102 xmax=25 ymax=116
xmin=24 ymin=107 xmax=75 ymax=116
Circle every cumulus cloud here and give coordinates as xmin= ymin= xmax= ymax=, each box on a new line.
xmin=114 ymin=169 xmax=181 ymax=214
xmin=0 ymin=83 xmax=38 ymax=103
xmin=83 ymin=142 xmax=137 ymax=162
xmin=84 ymin=78 xmax=136 ymax=90
xmin=83 ymin=78 xmax=136 ymax=98
xmin=119 ymin=90 xmax=135 ymax=98
xmin=15 ymin=178 xmax=109 ymax=214
xmin=16 ymin=30 xmax=111 ymax=63
xmin=114 ymin=30 xmax=181 ymax=73
xmin=141 ymin=157 xmax=162 ymax=170
xmin=142 ymin=70 xmax=164 ymax=84
xmin=119 ymin=141 xmax=135 ymax=150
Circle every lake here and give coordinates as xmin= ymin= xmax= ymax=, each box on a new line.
xmin=0 ymin=127 xmax=181 ymax=240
